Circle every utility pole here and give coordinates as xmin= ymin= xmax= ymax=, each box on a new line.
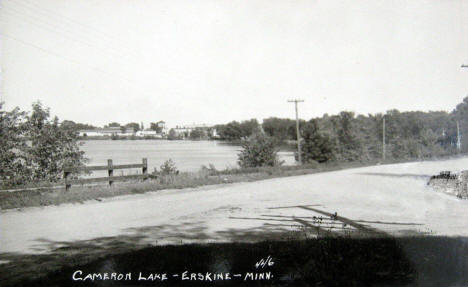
xmin=382 ymin=116 xmax=386 ymax=161
xmin=288 ymin=99 xmax=304 ymax=165
xmin=460 ymin=63 xmax=467 ymax=151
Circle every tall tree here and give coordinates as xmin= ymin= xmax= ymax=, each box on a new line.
xmin=0 ymin=103 xmax=29 ymax=185
xmin=332 ymin=111 xmax=362 ymax=161
xmin=25 ymin=102 xmax=87 ymax=182
xmin=299 ymin=119 xmax=334 ymax=163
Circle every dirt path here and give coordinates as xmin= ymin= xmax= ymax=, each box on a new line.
xmin=2 ymin=157 xmax=468 ymax=255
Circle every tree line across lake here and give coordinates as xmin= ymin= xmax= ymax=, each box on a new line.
xmin=1 ymin=98 xmax=468 ymax=186
xmin=218 ymin=97 xmax=468 ymax=166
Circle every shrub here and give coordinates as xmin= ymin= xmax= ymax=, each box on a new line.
xmin=0 ymin=102 xmax=87 ymax=186
xmin=160 ymin=159 xmax=179 ymax=175
xmin=298 ymin=119 xmax=335 ymax=164
xmin=199 ymin=164 xmax=219 ymax=176
xmin=237 ymin=133 xmax=283 ymax=168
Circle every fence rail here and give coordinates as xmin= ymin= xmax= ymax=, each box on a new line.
xmin=64 ymin=158 xmax=148 ymax=190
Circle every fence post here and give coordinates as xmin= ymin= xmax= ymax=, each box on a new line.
xmin=64 ymin=169 xmax=71 ymax=191
xmin=108 ymin=159 xmax=113 ymax=186
xmin=142 ymin=158 xmax=148 ymax=178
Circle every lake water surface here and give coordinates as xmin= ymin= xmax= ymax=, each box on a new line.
xmin=80 ymin=140 xmax=295 ymax=174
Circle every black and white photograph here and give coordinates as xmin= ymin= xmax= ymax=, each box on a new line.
xmin=1 ymin=0 xmax=468 ymax=286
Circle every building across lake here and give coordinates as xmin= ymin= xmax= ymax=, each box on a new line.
xmin=78 ymin=122 xmax=219 ymax=139
xmin=78 ymin=127 xmax=151 ymax=138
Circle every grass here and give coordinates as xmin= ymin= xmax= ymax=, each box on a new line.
xmin=1 ymin=154 xmax=465 ymax=210
xmin=0 ymin=160 xmax=381 ymax=210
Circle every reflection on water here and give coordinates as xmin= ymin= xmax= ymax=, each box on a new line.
xmin=80 ymin=140 xmax=295 ymax=174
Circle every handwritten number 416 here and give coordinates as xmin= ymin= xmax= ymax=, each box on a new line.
xmin=255 ymin=256 xmax=275 ymax=269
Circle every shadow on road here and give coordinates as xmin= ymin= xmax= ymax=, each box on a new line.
xmin=1 ymin=205 xmax=466 ymax=286
xmin=358 ymin=172 xmax=432 ymax=179
xmin=1 ymin=234 xmax=467 ymax=286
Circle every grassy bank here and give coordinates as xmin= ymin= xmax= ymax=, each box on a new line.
xmin=1 ymin=235 xmax=467 ymax=287
xmin=0 ymin=160 xmax=379 ymax=210
xmin=1 ymin=154 xmax=462 ymax=210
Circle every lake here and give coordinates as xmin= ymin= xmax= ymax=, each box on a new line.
xmin=80 ymin=140 xmax=296 ymax=174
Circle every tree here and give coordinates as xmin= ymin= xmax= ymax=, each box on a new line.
xmin=239 ymin=119 xmax=260 ymax=138
xmin=189 ymin=128 xmax=205 ymax=140
xmin=0 ymin=102 xmax=87 ymax=185
xmin=299 ymin=119 xmax=334 ymax=163
xmin=125 ymin=122 xmax=140 ymax=132
xmin=167 ymin=128 xmax=180 ymax=140
xmin=25 ymin=102 xmax=87 ymax=182
xmin=61 ymin=120 xmax=96 ymax=131
xmin=332 ymin=111 xmax=362 ymax=161
xmin=217 ymin=121 xmax=243 ymax=141
xmin=107 ymin=122 xmax=120 ymax=127
xmin=237 ymin=133 xmax=283 ymax=168
xmin=451 ymin=96 xmax=468 ymax=152
xmin=150 ymin=122 xmax=163 ymax=133
xmin=0 ymin=103 xmax=29 ymax=185
xmin=262 ymin=117 xmax=305 ymax=141
xmin=215 ymin=119 xmax=260 ymax=141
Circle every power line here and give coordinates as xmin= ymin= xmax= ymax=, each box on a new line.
xmin=14 ymin=0 xmax=138 ymax=55
xmin=0 ymin=32 xmax=133 ymax=83
xmin=1 ymin=8 xmax=133 ymax=62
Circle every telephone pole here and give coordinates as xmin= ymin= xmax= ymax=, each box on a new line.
xmin=460 ymin=63 xmax=467 ymax=151
xmin=382 ymin=116 xmax=386 ymax=161
xmin=288 ymin=99 xmax=304 ymax=165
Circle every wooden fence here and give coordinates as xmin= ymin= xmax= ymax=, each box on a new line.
xmin=64 ymin=158 xmax=148 ymax=190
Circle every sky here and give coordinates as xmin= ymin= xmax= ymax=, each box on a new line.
xmin=1 ymin=0 xmax=468 ymax=128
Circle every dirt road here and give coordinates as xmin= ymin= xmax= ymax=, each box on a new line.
xmin=2 ymin=157 xmax=468 ymax=255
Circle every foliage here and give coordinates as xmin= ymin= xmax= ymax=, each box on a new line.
xmin=251 ymin=99 xmax=467 ymax=162
xmin=61 ymin=120 xmax=97 ymax=131
xmin=125 ymin=122 xmax=140 ymax=132
xmin=150 ymin=122 xmax=164 ymax=133
xmin=199 ymin=163 xmax=219 ymax=176
xmin=189 ymin=128 xmax=206 ymax=140
xmin=159 ymin=159 xmax=179 ymax=175
xmin=262 ymin=117 xmax=306 ymax=141
xmin=0 ymin=102 xmax=87 ymax=186
xmin=26 ymin=102 xmax=87 ymax=182
xmin=332 ymin=111 xmax=362 ymax=161
xmin=0 ymin=103 xmax=28 ymax=185
xmin=299 ymin=119 xmax=334 ymax=163
xmin=215 ymin=119 xmax=260 ymax=141
xmin=237 ymin=133 xmax=283 ymax=168
xmin=107 ymin=122 xmax=120 ymax=127
xmin=167 ymin=128 xmax=181 ymax=140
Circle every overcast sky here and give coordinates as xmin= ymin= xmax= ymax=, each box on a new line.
xmin=1 ymin=0 xmax=468 ymax=128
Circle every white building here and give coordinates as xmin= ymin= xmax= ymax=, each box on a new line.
xmin=79 ymin=127 xmax=135 ymax=137
xmin=136 ymin=129 xmax=162 ymax=138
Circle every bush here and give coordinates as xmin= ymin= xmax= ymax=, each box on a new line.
xmin=0 ymin=104 xmax=28 ymax=186
xmin=298 ymin=119 xmax=335 ymax=164
xmin=0 ymin=102 xmax=87 ymax=186
xmin=160 ymin=159 xmax=179 ymax=175
xmin=237 ymin=133 xmax=283 ymax=168
xmin=199 ymin=164 xmax=219 ymax=177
